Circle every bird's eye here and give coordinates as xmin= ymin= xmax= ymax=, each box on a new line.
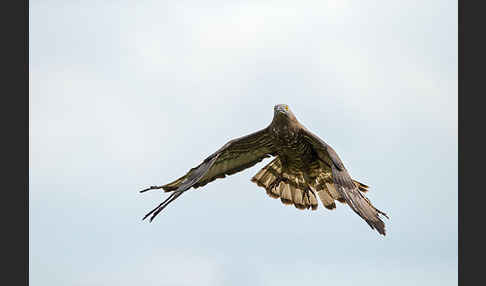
xmin=285 ymin=105 xmax=289 ymax=111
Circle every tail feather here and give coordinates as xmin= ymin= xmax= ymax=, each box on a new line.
xmin=279 ymin=182 xmax=293 ymax=205
xmin=251 ymin=157 xmax=318 ymax=211
xmin=252 ymin=158 xmax=374 ymax=214
xmin=315 ymin=187 xmax=336 ymax=210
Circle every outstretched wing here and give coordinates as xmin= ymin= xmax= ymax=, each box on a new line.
xmin=300 ymin=128 xmax=389 ymax=235
xmin=141 ymin=127 xmax=276 ymax=221
xmin=164 ymin=128 xmax=276 ymax=191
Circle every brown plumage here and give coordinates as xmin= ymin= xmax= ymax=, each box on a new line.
xmin=141 ymin=104 xmax=389 ymax=235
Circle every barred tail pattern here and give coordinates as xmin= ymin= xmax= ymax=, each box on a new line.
xmin=251 ymin=157 xmax=319 ymax=210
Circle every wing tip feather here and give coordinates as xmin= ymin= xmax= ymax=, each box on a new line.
xmin=324 ymin=202 xmax=336 ymax=210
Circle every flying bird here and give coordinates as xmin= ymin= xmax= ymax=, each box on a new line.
xmin=141 ymin=104 xmax=389 ymax=235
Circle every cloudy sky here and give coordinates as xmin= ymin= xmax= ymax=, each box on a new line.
xmin=30 ymin=1 xmax=457 ymax=285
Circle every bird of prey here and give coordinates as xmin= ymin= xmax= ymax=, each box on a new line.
xmin=141 ymin=104 xmax=389 ymax=235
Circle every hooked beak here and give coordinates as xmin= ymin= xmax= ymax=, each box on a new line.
xmin=275 ymin=105 xmax=286 ymax=114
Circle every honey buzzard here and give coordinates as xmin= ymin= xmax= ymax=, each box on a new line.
xmin=141 ymin=104 xmax=389 ymax=235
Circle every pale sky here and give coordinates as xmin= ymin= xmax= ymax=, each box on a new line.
xmin=30 ymin=1 xmax=457 ymax=285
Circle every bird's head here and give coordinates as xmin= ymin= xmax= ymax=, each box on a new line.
xmin=273 ymin=104 xmax=297 ymax=122
xmin=274 ymin=104 xmax=289 ymax=114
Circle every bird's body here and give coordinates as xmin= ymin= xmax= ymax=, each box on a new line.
xmin=271 ymin=116 xmax=311 ymax=166
xmin=141 ymin=104 xmax=389 ymax=235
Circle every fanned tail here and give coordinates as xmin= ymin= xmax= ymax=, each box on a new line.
xmin=251 ymin=157 xmax=319 ymax=211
